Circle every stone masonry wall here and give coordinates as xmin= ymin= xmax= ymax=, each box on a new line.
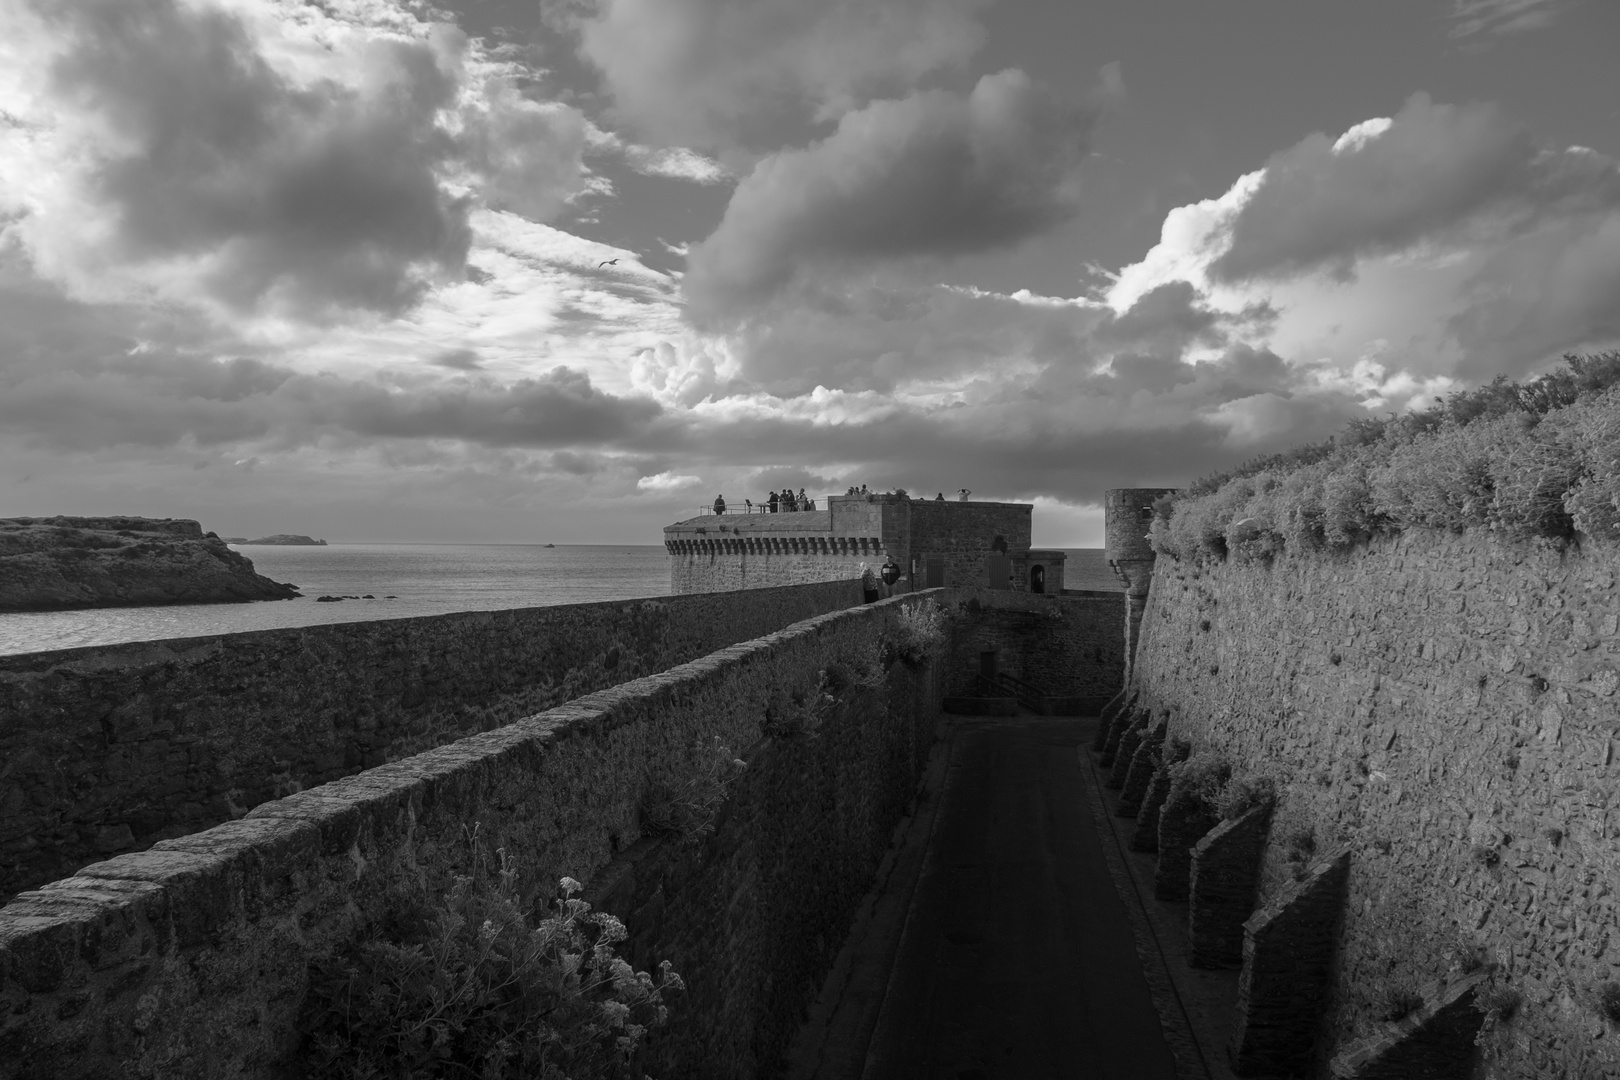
xmin=0 ymin=592 xmax=947 ymax=1080
xmin=943 ymin=589 xmax=1123 ymax=709
xmin=907 ymin=500 xmax=1032 ymax=589
xmin=0 ymin=580 xmax=861 ymax=903
xmin=1132 ymin=528 xmax=1620 ymax=1079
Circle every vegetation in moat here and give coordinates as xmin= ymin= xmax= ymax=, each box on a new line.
xmin=1151 ymin=352 xmax=1620 ymax=562
xmin=303 ymin=828 xmax=682 ymax=1080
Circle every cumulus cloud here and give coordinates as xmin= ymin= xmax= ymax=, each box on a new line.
xmin=460 ymin=77 xmax=590 ymax=221
xmin=683 ymin=70 xmax=1098 ymax=320
xmin=569 ymin=0 xmax=989 ymax=152
xmin=0 ymin=0 xmax=592 ymax=321
xmin=635 ymin=471 xmax=701 ymax=492
xmin=1208 ymin=92 xmax=1620 ymax=285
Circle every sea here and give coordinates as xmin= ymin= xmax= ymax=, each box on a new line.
xmin=0 ymin=545 xmax=1118 ymax=657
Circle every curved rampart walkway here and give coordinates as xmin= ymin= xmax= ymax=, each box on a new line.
xmin=788 ymin=712 xmax=1185 ymax=1080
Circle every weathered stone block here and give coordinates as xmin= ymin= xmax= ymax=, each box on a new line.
xmin=1230 ymin=845 xmax=1351 ymax=1078
xmin=1108 ymin=712 xmax=1151 ymax=788
xmin=1189 ymin=798 xmax=1274 ymax=968
xmin=1117 ymin=720 xmax=1167 ymax=816
xmin=1327 ymin=969 xmax=1489 ymax=1080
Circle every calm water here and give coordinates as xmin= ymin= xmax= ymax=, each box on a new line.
xmin=0 ymin=545 xmax=1117 ymax=656
xmin=0 ymin=544 xmax=672 ymax=656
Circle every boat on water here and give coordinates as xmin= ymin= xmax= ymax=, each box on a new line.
xmin=543 ymin=543 xmax=555 ymax=548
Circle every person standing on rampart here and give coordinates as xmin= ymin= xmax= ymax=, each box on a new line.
xmin=713 ymin=494 xmax=726 ymax=514
xmin=798 ymin=488 xmax=811 ymax=511
xmin=768 ymin=491 xmax=779 ymax=513
xmin=782 ymin=489 xmax=797 ymax=512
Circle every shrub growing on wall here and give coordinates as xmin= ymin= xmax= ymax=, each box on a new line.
xmin=303 ymin=836 xmax=682 ymax=1079
xmin=1150 ymin=353 xmax=1620 ymax=563
xmin=880 ymin=600 xmax=948 ymax=671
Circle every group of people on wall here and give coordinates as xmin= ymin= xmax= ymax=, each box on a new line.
xmin=711 ymin=488 xmax=816 ymax=514
xmin=711 ymin=484 xmax=978 ymax=514
xmin=710 ymin=484 xmax=978 ymax=514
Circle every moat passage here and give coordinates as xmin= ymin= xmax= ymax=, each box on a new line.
xmin=861 ymin=713 xmax=1179 ymax=1080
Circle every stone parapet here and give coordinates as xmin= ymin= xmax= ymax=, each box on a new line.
xmin=0 ymin=580 xmax=862 ymax=904
xmin=0 ymin=592 xmax=948 ymax=1079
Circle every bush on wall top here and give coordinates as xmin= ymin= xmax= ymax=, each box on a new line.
xmin=1151 ymin=352 xmax=1620 ymax=563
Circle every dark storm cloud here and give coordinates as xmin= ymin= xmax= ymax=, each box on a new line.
xmin=1096 ymin=281 xmax=1226 ymax=349
xmin=1208 ymin=93 xmax=1620 ymax=285
xmin=325 ymin=367 xmax=664 ymax=447
xmin=682 ymin=70 xmax=1098 ymax=320
xmin=568 ymin=0 xmax=989 ymax=153
xmin=34 ymin=0 xmax=473 ymax=319
xmin=686 ymin=279 xmax=1108 ymax=397
xmin=0 ymin=274 xmax=670 ymax=454
xmin=674 ymin=339 xmax=1380 ymax=507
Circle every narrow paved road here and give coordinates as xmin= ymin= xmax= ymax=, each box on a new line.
xmin=862 ymin=714 xmax=1180 ymax=1080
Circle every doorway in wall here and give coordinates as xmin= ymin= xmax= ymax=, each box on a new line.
xmin=1030 ymin=565 xmax=1045 ymax=593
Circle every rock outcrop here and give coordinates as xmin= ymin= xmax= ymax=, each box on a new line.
xmin=237 ymin=534 xmax=326 ymax=545
xmin=0 ymin=516 xmax=300 ymax=612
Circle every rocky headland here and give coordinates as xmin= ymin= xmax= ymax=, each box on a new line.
xmin=0 ymin=516 xmax=300 ymax=612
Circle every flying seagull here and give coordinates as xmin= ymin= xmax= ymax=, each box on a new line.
xmin=598 ymin=258 xmax=620 ymax=267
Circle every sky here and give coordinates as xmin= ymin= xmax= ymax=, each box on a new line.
xmin=1 ymin=0 xmax=1617 ymax=546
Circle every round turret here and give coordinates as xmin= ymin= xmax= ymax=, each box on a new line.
xmin=1105 ymin=488 xmax=1178 ymax=597
xmin=1105 ymin=489 xmax=1177 ymax=564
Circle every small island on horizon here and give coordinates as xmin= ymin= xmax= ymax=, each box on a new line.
xmin=224 ymin=534 xmax=328 ymax=546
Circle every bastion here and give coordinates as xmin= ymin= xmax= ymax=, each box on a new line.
xmin=665 ymin=493 xmax=1068 ymax=596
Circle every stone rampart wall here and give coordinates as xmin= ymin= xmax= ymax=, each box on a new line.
xmin=945 ymin=589 xmax=1123 ymax=708
xmin=1132 ymin=529 xmax=1620 ymax=1078
xmin=0 ymin=592 xmax=947 ymax=1080
xmin=0 ymin=580 xmax=861 ymax=902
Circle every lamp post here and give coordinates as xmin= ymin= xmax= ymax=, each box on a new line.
xmin=880 ymin=556 xmax=901 ymax=597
